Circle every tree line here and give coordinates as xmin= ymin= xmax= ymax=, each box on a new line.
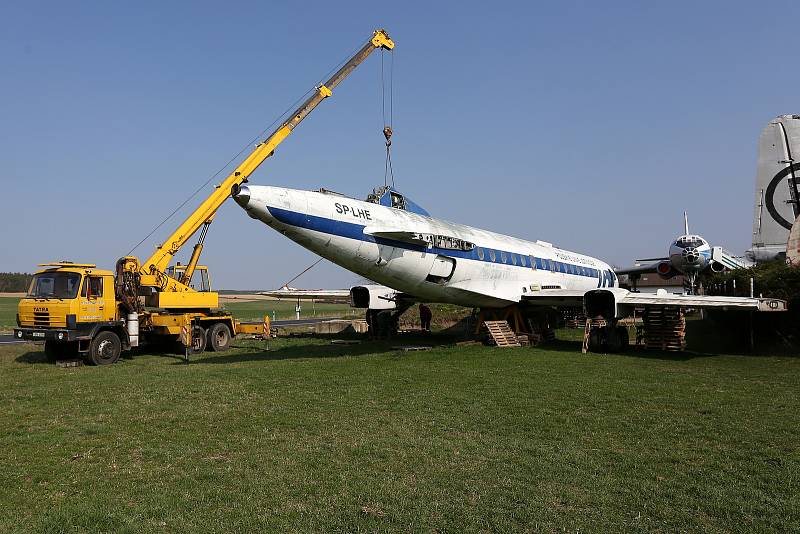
xmin=0 ymin=272 xmax=33 ymax=293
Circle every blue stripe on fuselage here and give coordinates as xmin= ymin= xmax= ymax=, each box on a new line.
xmin=266 ymin=205 xmax=602 ymax=279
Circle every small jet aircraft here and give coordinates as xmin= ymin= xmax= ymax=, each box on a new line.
xmin=233 ymin=184 xmax=784 ymax=351
xmin=616 ymin=212 xmax=748 ymax=294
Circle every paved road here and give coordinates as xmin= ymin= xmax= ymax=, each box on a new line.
xmin=0 ymin=317 xmax=348 ymax=345
xmin=0 ymin=334 xmax=24 ymax=344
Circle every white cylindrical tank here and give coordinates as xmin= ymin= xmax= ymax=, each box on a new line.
xmin=127 ymin=312 xmax=139 ymax=347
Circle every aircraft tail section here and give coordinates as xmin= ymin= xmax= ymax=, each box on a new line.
xmin=749 ymin=115 xmax=800 ymax=262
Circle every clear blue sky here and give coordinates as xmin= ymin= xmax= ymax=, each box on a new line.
xmin=2 ymin=1 xmax=799 ymax=289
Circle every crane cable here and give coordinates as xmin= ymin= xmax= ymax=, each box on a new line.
xmin=381 ymin=48 xmax=395 ymax=188
xmin=279 ymin=257 xmax=324 ymax=289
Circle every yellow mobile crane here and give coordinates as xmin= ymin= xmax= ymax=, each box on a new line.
xmin=14 ymin=30 xmax=394 ymax=364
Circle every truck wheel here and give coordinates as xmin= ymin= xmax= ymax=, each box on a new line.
xmin=207 ymin=323 xmax=232 ymax=352
xmin=89 ymin=331 xmax=121 ymax=365
xmin=190 ymin=325 xmax=206 ymax=354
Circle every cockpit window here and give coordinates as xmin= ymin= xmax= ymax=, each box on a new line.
xmin=390 ymin=192 xmax=405 ymax=209
xmin=676 ymin=236 xmax=704 ymax=248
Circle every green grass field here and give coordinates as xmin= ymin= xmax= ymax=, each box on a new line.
xmin=0 ymin=297 xmax=18 ymax=332
xmin=220 ymin=298 xmax=357 ymax=322
xmin=1 ymin=335 xmax=798 ymax=532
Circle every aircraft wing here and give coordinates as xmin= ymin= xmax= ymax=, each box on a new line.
xmin=614 ymin=261 xmax=664 ymax=276
xmin=364 ymin=226 xmax=476 ymax=251
xmin=521 ymin=287 xmax=786 ymax=312
xmin=616 ymin=291 xmax=784 ymax=311
xmin=259 ymin=288 xmax=351 ymax=300
xmin=363 ymin=226 xmax=429 ymax=245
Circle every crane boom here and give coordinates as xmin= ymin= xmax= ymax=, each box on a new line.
xmin=138 ymin=29 xmax=394 ymax=288
xmin=16 ymin=29 xmax=397 ymax=364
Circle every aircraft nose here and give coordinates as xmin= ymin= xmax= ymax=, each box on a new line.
xmin=232 ymin=184 xmax=251 ymax=208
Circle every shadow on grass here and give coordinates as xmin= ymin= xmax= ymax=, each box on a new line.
xmin=15 ymin=351 xmax=50 ymax=365
xmin=186 ymin=332 xmax=463 ymax=365
xmin=542 ymin=336 xmax=719 ymax=361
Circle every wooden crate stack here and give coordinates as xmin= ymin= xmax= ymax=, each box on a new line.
xmin=564 ymin=313 xmax=587 ymax=329
xmin=642 ymin=307 xmax=686 ymax=351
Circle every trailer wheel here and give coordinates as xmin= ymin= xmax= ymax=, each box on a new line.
xmin=190 ymin=325 xmax=206 ymax=354
xmin=88 ymin=331 xmax=121 ymax=365
xmin=207 ymin=323 xmax=232 ymax=352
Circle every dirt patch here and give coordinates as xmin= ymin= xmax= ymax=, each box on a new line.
xmin=0 ymin=293 xmax=25 ymax=298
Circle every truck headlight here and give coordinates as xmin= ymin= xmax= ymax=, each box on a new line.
xmin=58 ymin=333 xmax=64 ymax=340
xmin=16 ymin=331 xmax=22 ymax=338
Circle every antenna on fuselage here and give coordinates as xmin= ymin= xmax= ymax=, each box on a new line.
xmin=684 ymin=211 xmax=690 ymax=235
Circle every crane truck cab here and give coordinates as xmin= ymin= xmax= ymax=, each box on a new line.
xmin=15 ymin=262 xmax=129 ymax=364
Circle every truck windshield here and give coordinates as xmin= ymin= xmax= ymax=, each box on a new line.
xmin=27 ymin=272 xmax=82 ymax=299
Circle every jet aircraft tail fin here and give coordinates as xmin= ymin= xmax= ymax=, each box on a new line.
xmin=748 ymin=115 xmax=800 ymax=262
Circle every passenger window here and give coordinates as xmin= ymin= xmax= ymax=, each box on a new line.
xmin=500 ymin=251 xmax=507 ymax=264
xmin=511 ymin=254 xmax=518 ymax=266
xmin=489 ymin=249 xmax=496 ymax=262
xmin=530 ymin=256 xmax=537 ymax=270
xmin=477 ymin=247 xmax=485 ymax=260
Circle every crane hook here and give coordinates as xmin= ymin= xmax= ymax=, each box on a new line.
xmin=383 ymin=126 xmax=393 ymax=147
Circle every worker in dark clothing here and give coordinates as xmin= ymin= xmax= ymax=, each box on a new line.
xmin=419 ymin=303 xmax=432 ymax=332
xmin=376 ymin=310 xmax=393 ymax=339
xmin=365 ymin=309 xmax=374 ymax=339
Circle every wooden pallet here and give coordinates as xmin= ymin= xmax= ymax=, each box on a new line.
xmin=642 ymin=307 xmax=686 ymax=351
xmin=483 ymin=320 xmax=521 ymax=347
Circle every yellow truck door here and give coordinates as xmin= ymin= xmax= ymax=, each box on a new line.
xmin=79 ymin=275 xmax=106 ymax=323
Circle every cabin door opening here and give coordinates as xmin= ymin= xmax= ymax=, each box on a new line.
xmin=426 ymin=255 xmax=456 ymax=284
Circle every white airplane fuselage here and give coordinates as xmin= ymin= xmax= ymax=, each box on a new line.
xmin=234 ymin=186 xmax=617 ymax=308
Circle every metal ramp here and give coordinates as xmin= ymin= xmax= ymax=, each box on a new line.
xmin=483 ymin=320 xmax=521 ymax=347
